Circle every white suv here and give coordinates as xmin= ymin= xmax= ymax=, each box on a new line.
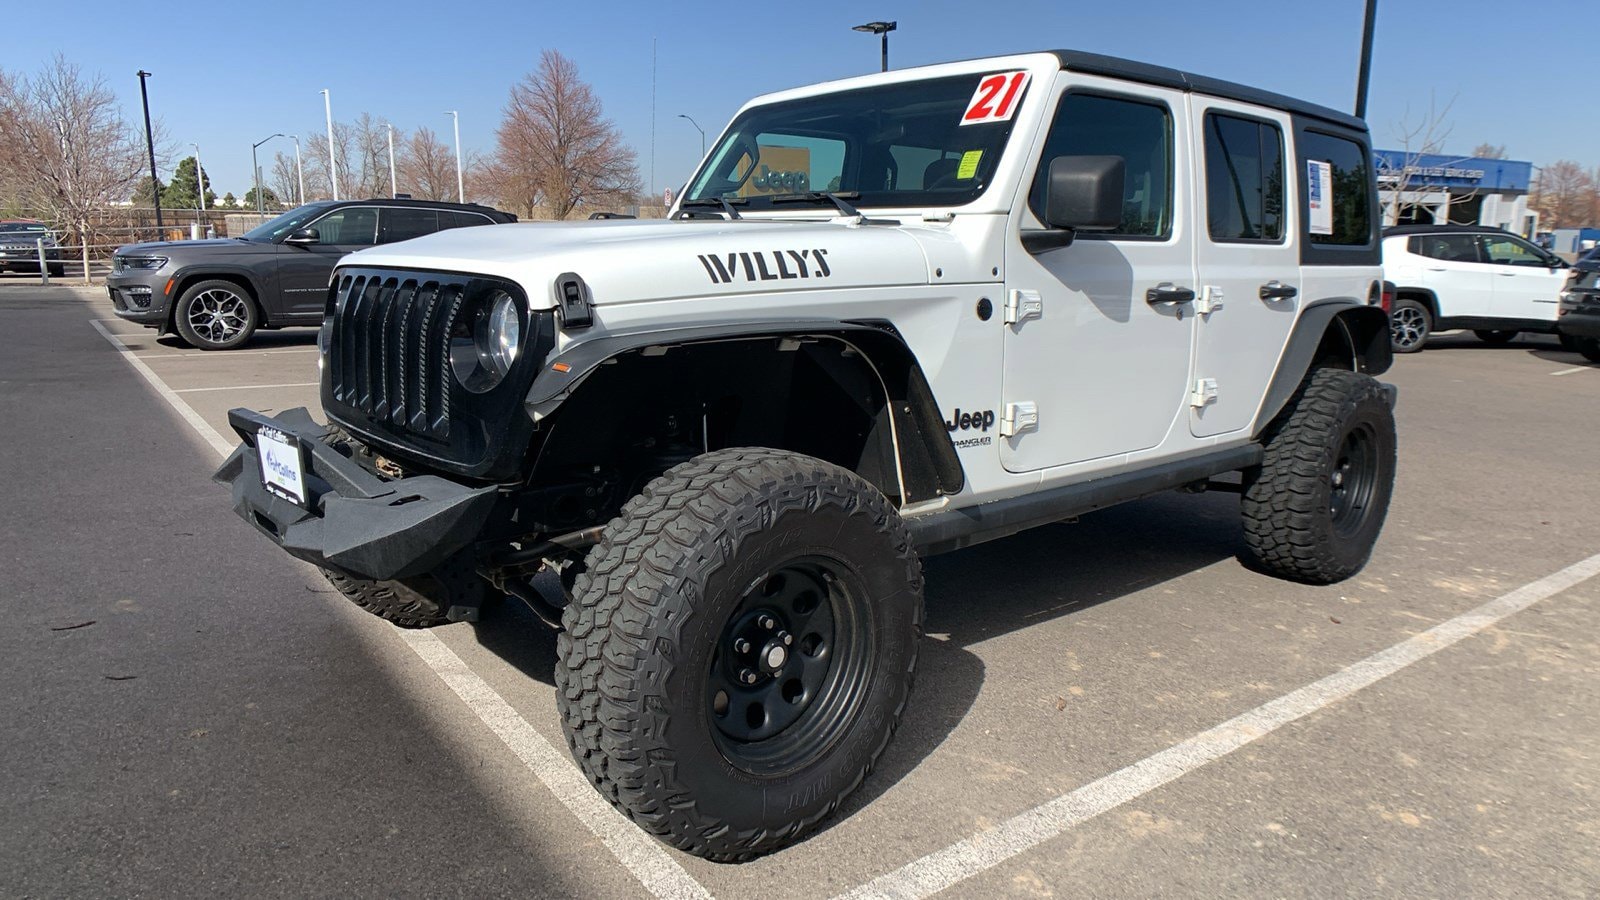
xmin=217 ymin=50 xmax=1397 ymax=860
xmin=1383 ymin=225 xmax=1571 ymax=352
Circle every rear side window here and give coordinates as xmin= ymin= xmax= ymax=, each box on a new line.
xmin=1409 ymin=234 xmax=1480 ymax=263
xmin=440 ymin=211 xmax=494 ymax=230
xmin=1203 ymin=113 xmax=1284 ymax=242
xmin=1298 ymin=131 xmax=1370 ymax=246
xmin=380 ymin=208 xmax=438 ymax=243
xmin=1030 ymin=93 xmax=1173 ymax=238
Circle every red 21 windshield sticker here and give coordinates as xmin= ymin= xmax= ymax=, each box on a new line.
xmin=961 ymin=71 xmax=1030 ymax=125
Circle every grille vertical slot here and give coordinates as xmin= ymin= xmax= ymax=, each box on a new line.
xmin=330 ymin=272 xmax=459 ymax=441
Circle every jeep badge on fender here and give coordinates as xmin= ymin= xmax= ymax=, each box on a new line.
xmin=215 ymin=49 xmax=1395 ymax=862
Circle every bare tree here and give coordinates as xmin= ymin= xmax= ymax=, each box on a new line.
xmin=490 ymin=50 xmax=641 ymax=219
xmin=0 ymin=56 xmax=152 ymax=276
xmin=351 ymin=113 xmax=396 ymax=199
xmin=1530 ymin=160 xmax=1597 ymax=230
xmin=399 ymin=126 xmax=459 ymax=201
xmin=269 ymin=150 xmax=301 ymax=206
xmin=1471 ymin=143 xmax=1507 ymax=160
xmin=304 ymin=122 xmax=357 ymax=201
xmin=1379 ymin=94 xmax=1478 ymax=225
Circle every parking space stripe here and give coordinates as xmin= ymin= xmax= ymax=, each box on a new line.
xmin=139 ymin=348 xmax=320 ymax=359
xmin=173 ymin=382 xmax=319 ymax=393
xmin=92 ymin=316 xmax=715 ymax=900
xmin=1549 ymin=366 xmax=1591 ymax=377
xmin=399 ymin=631 xmax=713 ymax=900
xmin=90 ymin=319 xmax=236 ymax=458
xmin=839 ymin=552 xmax=1600 ymax=900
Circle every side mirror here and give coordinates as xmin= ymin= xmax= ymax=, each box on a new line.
xmin=285 ymin=227 xmax=320 ymax=245
xmin=1045 ymin=155 xmax=1125 ymax=231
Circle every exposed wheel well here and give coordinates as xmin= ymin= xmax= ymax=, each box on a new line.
xmin=512 ymin=334 xmax=960 ymax=535
xmin=1391 ymin=287 xmax=1438 ymax=318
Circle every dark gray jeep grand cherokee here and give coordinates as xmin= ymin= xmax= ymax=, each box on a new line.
xmin=107 ymin=198 xmax=516 ymax=350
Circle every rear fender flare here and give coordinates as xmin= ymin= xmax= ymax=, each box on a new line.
xmin=1256 ymin=301 xmax=1392 ymax=435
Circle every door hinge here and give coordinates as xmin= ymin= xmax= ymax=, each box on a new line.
xmin=1196 ymin=285 xmax=1225 ymax=316
xmin=1004 ymin=289 xmax=1043 ymax=325
xmin=1190 ymin=378 xmax=1219 ymax=409
xmin=1000 ymin=401 xmax=1038 ymax=437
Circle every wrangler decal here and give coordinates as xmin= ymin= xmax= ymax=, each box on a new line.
xmin=697 ymin=249 xmax=830 ymax=284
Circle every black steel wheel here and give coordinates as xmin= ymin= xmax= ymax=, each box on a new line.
xmin=173 ymin=279 xmax=257 ymax=350
xmin=557 ymin=448 xmax=922 ymax=861
xmin=1389 ymin=299 xmax=1431 ymax=353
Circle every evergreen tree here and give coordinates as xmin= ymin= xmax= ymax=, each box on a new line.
xmin=130 ymin=175 xmax=165 ymax=207
xmin=220 ymin=192 xmax=236 ymax=208
xmin=163 ymin=156 xmax=216 ymax=210
xmin=242 ymin=186 xmax=280 ymax=210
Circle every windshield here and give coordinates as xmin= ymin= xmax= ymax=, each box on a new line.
xmin=241 ymin=203 xmax=336 ymax=242
xmin=684 ymin=72 xmax=1031 ymax=210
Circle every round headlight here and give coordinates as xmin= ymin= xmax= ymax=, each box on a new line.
xmin=484 ymin=291 xmax=521 ymax=375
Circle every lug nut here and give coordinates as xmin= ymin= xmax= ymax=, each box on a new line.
xmin=733 ymin=638 xmax=751 ymax=654
xmin=758 ymin=615 xmax=776 ymax=630
xmin=777 ymin=630 xmax=793 ymax=646
xmin=739 ymin=668 xmax=759 ymax=685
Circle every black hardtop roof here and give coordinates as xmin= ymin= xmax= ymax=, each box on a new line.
xmin=335 ymin=197 xmax=513 ymax=216
xmin=1049 ymin=49 xmax=1368 ymax=133
xmin=1382 ymin=224 xmax=1512 ymax=237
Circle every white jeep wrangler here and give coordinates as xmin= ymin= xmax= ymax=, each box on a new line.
xmin=217 ymin=50 xmax=1396 ymax=860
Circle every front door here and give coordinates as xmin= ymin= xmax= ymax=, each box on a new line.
xmin=1002 ymin=77 xmax=1196 ymax=473
xmin=1189 ymin=102 xmax=1301 ymax=437
xmin=276 ymin=206 xmax=380 ymax=319
xmin=1478 ymin=232 xmax=1566 ymax=325
xmin=1410 ymin=232 xmax=1492 ymax=319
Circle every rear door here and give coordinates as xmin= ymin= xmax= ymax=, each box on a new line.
xmin=276 ymin=206 xmax=380 ymax=318
xmin=1002 ymin=76 xmax=1196 ymax=471
xmin=1479 ymin=233 xmax=1566 ymax=324
xmin=1188 ymin=101 xmax=1299 ymax=437
xmin=1410 ymin=233 xmax=1492 ymax=319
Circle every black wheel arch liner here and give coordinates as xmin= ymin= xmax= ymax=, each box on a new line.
xmin=1256 ymin=300 xmax=1392 ymax=436
xmin=523 ymin=319 xmax=966 ymax=501
xmin=1388 ymin=285 xmax=1439 ymax=314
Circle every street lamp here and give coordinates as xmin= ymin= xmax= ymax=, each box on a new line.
xmin=322 ymin=89 xmax=339 ymax=201
xmin=191 ymin=142 xmax=205 ymax=214
xmin=136 ymin=70 xmax=162 ymax=232
xmin=447 ymin=111 xmax=464 ymax=202
xmin=852 ymin=21 xmax=897 ymax=72
xmin=252 ymin=132 xmax=284 ymax=214
xmin=289 ymin=135 xmax=305 ymax=205
xmin=385 ymin=123 xmax=397 ymax=199
xmin=677 ymin=114 xmax=706 ymax=158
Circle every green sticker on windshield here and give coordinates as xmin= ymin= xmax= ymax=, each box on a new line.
xmin=957 ymin=150 xmax=982 ymax=180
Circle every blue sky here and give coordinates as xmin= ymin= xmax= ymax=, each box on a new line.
xmin=8 ymin=0 xmax=1593 ymax=200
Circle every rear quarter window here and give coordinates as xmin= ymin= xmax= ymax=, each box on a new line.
xmin=1294 ymin=123 xmax=1378 ymax=265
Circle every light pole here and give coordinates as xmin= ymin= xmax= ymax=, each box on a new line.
xmin=1354 ymin=0 xmax=1378 ymax=118
xmin=447 ymin=110 xmax=464 ymax=202
xmin=852 ymin=21 xmax=896 ymax=72
xmin=289 ymin=135 xmax=305 ymax=205
xmin=385 ymin=123 xmax=397 ymax=198
xmin=191 ymin=142 xmax=206 ymax=215
xmin=677 ymin=114 xmax=706 ymax=158
xmin=252 ymin=132 xmax=284 ymax=214
xmin=136 ymin=70 xmax=162 ymax=232
xmin=322 ymin=89 xmax=339 ymax=200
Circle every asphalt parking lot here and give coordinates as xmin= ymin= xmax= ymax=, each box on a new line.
xmin=3 ymin=285 xmax=1598 ymax=898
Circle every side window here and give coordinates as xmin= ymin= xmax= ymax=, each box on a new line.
xmin=313 ymin=207 xmax=379 ymax=246
xmin=1029 ymin=93 xmax=1172 ymax=238
xmin=1479 ymin=235 xmax=1549 ymax=267
xmin=379 ymin=208 xmax=438 ymax=244
xmin=1203 ymin=113 xmax=1285 ymax=242
xmin=1297 ymin=131 xmax=1371 ymax=246
xmin=1411 ymin=234 xmax=1481 ymax=263
xmin=440 ymin=211 xmax=494 ymax=230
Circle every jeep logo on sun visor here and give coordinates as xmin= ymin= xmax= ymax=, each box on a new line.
xmin=697 ymin=249 xmax=831 ymax=285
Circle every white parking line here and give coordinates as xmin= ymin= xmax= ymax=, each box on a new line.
xmin=173 ymin=382 xmax=319 ymax=393
xmin=838 ymin=552 xmax=1600 ymax=900
xmin=1549 ymin=366 xmax=1592 ymax=376
xmin=139 ymin=348 xmax=320 ymax=359
xmin=91 ymin=318 xmax=714 ymax=900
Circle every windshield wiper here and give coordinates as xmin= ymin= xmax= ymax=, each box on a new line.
xmin=767 ymin=191 xmax=863 ymax=216
xmin=675 ymin=197 xmax=745 ymax=220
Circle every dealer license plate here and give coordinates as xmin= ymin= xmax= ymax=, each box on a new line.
xmin=257 ymin=427 xmax=307 ymax=507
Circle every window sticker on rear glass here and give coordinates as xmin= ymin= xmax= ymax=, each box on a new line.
xmin=1307 ymin=160 xmax=1334 ymax=235
xmin=961 ymin=71 xmax=1030 ymax=125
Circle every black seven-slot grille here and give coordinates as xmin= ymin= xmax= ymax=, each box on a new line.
xmin=323 ymin=266 xmax=554 ymax=481
xmin=329 ymin=271 xmax=463 ymax=439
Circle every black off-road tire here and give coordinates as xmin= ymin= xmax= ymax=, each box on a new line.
xmin=556 ymin=447 xmax=923 ymax=861
xmin=1473 ymin=329 xmax=1518 ymax=345
xmin=1558 ymin=332 xmax=1579 ymax=352
xmin=1577 ymin=336 xmax=1600 ymax=364
xmin=173 ymin=279 xmax=258 ymax=350
xmin=1241 ymin=368 xmax=1396 ymax=584
xmin=320 ymin=568 xmax=451 ymax=628
xmin=1389 ymin=298 xmax=1431 ymax=353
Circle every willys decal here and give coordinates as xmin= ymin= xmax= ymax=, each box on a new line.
xmin=697 ymin=249 xmax=831 ymax=285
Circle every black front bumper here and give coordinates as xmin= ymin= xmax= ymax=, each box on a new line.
xmin=213 ymin=407 xmax=498 ymax=581
xmin=1558 ymin=289 xmax=1600 ymax=339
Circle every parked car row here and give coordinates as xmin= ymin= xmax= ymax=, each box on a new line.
xmin=0 ymin=219 xmax=66 ymax=277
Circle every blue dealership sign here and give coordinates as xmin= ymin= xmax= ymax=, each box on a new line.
xmin=1373 ymin=150 xmax=1532 ymax=192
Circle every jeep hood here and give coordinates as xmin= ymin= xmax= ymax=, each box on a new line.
xmin=342 ymin=219 xmax=933 ymax=308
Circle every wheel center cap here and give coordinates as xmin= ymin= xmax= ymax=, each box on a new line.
xmin=762 ymin=642 xmax=788 ymax=672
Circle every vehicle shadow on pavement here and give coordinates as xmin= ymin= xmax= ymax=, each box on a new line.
xmin=152 ymin=329 xmax=319 ymax=351
xmin=1528 ymin=348 xmax=1597 ymax=367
